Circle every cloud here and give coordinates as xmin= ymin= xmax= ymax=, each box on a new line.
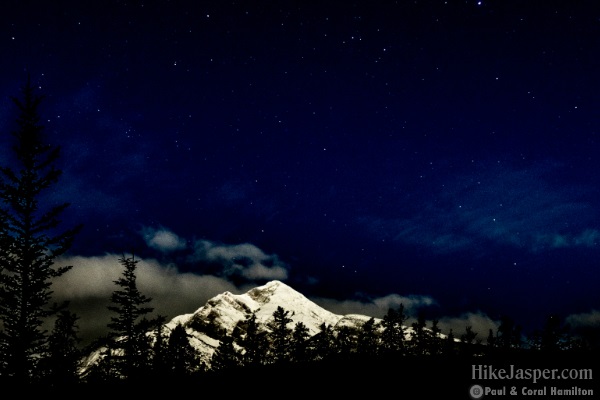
xmin=312 ymin=293 xmax=498 ymax=339
xmin=51 ymin=254 xmax=238 ymax=346
xmin=312 ymin=293 xmax=437 ymax=319
xmin=188 ymin=240 xmax=289 ymax=281
xmin=532 ymin=229 xmax=600 ymax=251
xmin=436 ymin=312 xmax=500 ymax=338
xmin=50 ymin=252 xmax=497 ymax=348
xmin=565 ymin=309 xmax=600 ymax=329
xmin=142 ymin=226 xmax=187 ymax=252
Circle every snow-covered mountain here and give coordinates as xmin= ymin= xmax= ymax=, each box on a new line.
xmin=163 ymin=280 xmax=376 ymax=366
xmin=80 ymin=280 xmax=380 ymax=374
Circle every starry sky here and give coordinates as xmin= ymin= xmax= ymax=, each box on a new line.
xmin=1 ymin=0 xmax=599 ymax=345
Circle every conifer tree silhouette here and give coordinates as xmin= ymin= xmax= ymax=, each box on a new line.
xmin=0 ymin=77 xmax=81 ymax=384
xmin=310 ymin=322 xmax=335 ymax=362
xmin=165 ymin=323 xmax=202 ymax=378
xmin=290 ymin=321 xmax=310 ymax=363
xmin=210 ymin=334 xmax=241 ymax=372
xmin=379 ymin=305 xmax=407 ymax=356
xmin=268 ymin=306 xmax=292 ymax=364
xmin=356 ymin=317 xmax=379 ymax=359
xmin=42 ymin=307 xmax=82 ymax=386
xmin=239 ymin=312 xmax=268 ymax=367
xmin=105 ymin=253 xmax=155 ymax=382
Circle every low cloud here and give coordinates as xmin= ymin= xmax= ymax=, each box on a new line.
xmin=188 ymin=240 xmax=289 ymax=281
xmin=436 ymin=312 xmax=500 ymax=338
xmin=52 ymin=254 xmax=238 ymax=346
xmin=312 ymin=293 xmax=498 ymax=339
xmin=533 ymin=229 xmax=600 ymax=251
xmin=141 ymin=226 xmax=187 ymax=252
xmin=313 ymin=293 xmax=437 ymax=319
xmin=565 ymin=309 xmax=600 ymax=329
xmin=51 ymin=252 xmax=501 ymax=348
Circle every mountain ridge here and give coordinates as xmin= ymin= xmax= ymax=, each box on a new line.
xmin=80 ymin=279 xmax=382 ymax=374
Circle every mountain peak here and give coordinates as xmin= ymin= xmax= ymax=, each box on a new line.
xmin=183 ymin=280 xmax=342 ymax=336
xmin=81 ymin=280 xmax=360 ymax=374
xmin=246 ymin=279 xmax=302 ymax=303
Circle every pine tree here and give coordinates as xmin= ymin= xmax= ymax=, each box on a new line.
xmin=356 ymin=317 xmax=379 ymax=358
xmin=539 ymin=314 xmax=568 ymax=353
xmin=379 ymin=305 xmax=407 ymax=356
xmin=429 ymin=319 xmax=442 ymax=356
xmin=496 ymin=315 xmax=513 ymax=350
xmin=41 ymin=307 xmax=81 ymax=386
xmin=105 ymin=254 xmax=155 ymax=382
xmin=309 ymin=322 xmax=335 ymax=362
xmin=0 ymin=77 xmax=81 ymax=384
xmin=81 ymin=337 xmax=119 ymax=384
xmin=460 ymin=326 xmax=479 ymax=356
xmin=239 ymin=313 xmax=268 ymax=367
xmin=443 ymin=329 xmax=457 ymax=356
xmin=267 ymin=306 xmax=292 ymax=364
xmin=149 ymin=317 xmax=167 ymax=378
xmin=486 ymin=328 xmax=496 ymax=348
xmin=410 ymin=311 xmax=429 ymax=356
xmin=333 ymin=325 xmax=357 ymax=360
xmin=164 ymin=323 xmax=201 ymax=378
xmin=209 ymin=334 xmax=241 ymax=372
xmin=289 ymin=321 xmax=310 ymax=364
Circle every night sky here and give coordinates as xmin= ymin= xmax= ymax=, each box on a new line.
xmin=1 ymin=0 xmax=599 ymax=345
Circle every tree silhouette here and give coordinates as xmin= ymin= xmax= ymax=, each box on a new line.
xmin=290 ymin=321 xmax=310 ymax=363
xmin=529 ymin=314 xmax=572 ymax=353
xmin=309 ymin=322 xmax=335 ymax=362
xmin=105 ymin=254 xmax=155 ymax=382
xmin=267 ymin=306 xmax=292 ymax=364
xmin=443 ymin=329 xmax=457 ymax=356
xmin=164 ymin=323 xmax=202 ymax=378
xmin=210 ymin=334 xmax=241 ymax=372
xmin=0 ymin=77 xmax=81 ymax=384
xmin=459 ymin=326 xmax=479 ymax=356
xmin=429 ymin=319 xmax=442 ymax=356
xmin=379 ymin=305 xmax=407 ymax=356
xmin=496 ymin=315 xmax=522 ymax=351
xmin=41 ymin=307 xmax=82 ymax=386
xmin=356 ymin=317 xmax=379 ymax=358
xmin=238 ymin=313 xmax=268 ymax=367
xmin=333 ymin=325 xmax=357 ymax=360
xmin=486 ymin=328 xmax=496 ymax=348
xmin=410 ymin=311 xmax=430 ymax=356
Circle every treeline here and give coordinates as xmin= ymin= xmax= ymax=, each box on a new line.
xmin=81 ymin=299 xmax=595 ymax=389
xmin=0 ymin=79 xmax=596 ymax=393
xmin=208 ymin=305 xmax=593 ymax=370
xmin=80 ymin=292 xmax=594 ymax=388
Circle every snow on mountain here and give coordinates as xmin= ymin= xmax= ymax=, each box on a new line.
xmin=176 ymin=280 xmax=343 ymax=334
xmin=162 ymin=280 xmax=348 ymax=366
xmin=80 ymin=280 xmax=413 ymax=373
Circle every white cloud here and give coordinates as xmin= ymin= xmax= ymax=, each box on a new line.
xmin=189 ymin=240 xmax=289 ymax=281
xmin=436 ymin=312 xmax=499 ymax=338
xmin=311 ymin=293 xmax=499 ymax=339
xmin=234 ymin=263 xmax=288 ymax=280
xmin=141 ymin=226 xmax=187 ymax=252
xmin=565 ymin=309 xmax=600 ymax=329
xmin=312 ymin=293 xmax=436 ymax=319
xmin=51 ymin=254 xmax=238 ymax=346
xmin=51 ymin=252 xmax=500 ymax=349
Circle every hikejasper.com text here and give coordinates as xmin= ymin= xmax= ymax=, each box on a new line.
xmin=472 ymin=365 xmax=593 ymax=384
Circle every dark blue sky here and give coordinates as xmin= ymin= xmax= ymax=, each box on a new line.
xmin=1 ymin=0 xmax=599 ymax=342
